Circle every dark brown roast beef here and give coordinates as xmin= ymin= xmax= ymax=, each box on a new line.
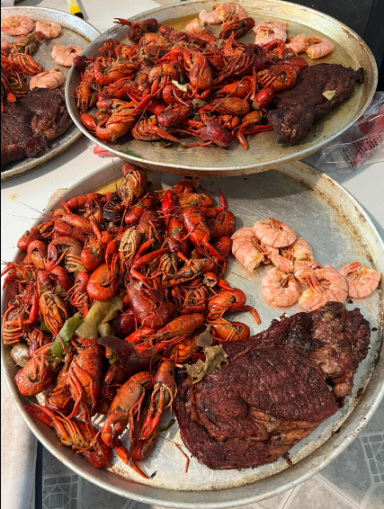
xmin=1 ymin=88 xmax=72 ymax=170
xmin=175 ymin=344 xmax=339 ymax=470
xmin=174 ymin=303 xmax=370 ymax=470
xmin=267 ymin=64 xmax=364 ymax=145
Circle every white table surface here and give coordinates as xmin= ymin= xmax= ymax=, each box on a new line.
xmin=1 ymin=2 xmax=383 ymax=509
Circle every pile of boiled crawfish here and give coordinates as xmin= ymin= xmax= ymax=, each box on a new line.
xmin=1 ymin=165 xmax=260 ymax=477
xmin=76 ymin=15 xmax=308 ymax=149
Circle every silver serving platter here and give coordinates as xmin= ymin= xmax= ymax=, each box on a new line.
xmin=1 ymin=161 xmax=383 ymax=507
xmin=1 ymin=6 xmax=100 ymax=182
xmin=65 ymin=0 xmax=378 ymax=176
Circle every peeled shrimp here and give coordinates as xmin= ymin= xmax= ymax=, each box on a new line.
xmin=286 ymin=33 xmax=307 ymax=54
xmin=253 ymin=218 xmax=296 ymax=248
xmin=262 ymin=268 xmax=302 ymax=307
xmin=29 ymin=69 xmax=65 ymax=90
xmin=232 ymin=227 xmax=278 ymax=273
xmin=36 ymin=21 xmax=62 ymax=39
xmin=339 ymin=262 xmax=380 ymax=299
xmin=298 ymin=265 xmax=348 ymax=310
xmin=185 ymin=17 xmax=206 ymax=34
xmin=200 ymin=3 xmax=248 ymax=24
xmin=1 ymin=37 xmax=10 ymax=53
xmin=271 ymin=237 xmax=320 ymax=274
xmin=51 ymin=44 xmax=82 ymax=67
xmin=304 ymin=36 xmax=334 ymax=59
xmin=199 ymin=10 xmax=222 ymax=25
xmin=253 ymin=21 xmax=288 ymax=46
xmin=1 ymin=15 xmax=35 ymax=36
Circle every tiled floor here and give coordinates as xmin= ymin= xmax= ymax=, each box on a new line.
xmin=41 ymin=399 xmax=384 ymax=509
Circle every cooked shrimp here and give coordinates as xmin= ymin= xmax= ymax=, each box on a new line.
xmin=253 ymin=218 xmax=296 ymax=248
xmin=199 ymin=2 xmax=248 ymax=24
xmin=1 ymin=37 xmax=10 ymax=53
xmin=304 ymin=36 xmax=334 ymax=59
xmin=286 ymin=33 xmax=307 ymax=53
xmin=215 ymin=2 xmax=248 ymax=21
xmin=36 ymin=21 xmax=62 ymax=39
xmin=1 ymin=15 xmax=35 ymax=36
xmin=298 ymin=265 xmax=348 ymax=310
xmin=51 ymin=44 xmax=82 ymax=67
xmin=273 ymin=237 xmax=320 ymax=274
xmin=185 ymin=17 xmax=206 ymax=34
xmin=199 ymin=10 xmax=221 ymax=25
xmin=253 ymin=21 xmax=288 ymax=46
xmin=262 ymin=268 xmax=302 ymax=307
xmin=29 ymin=69 xmax=65 ymax=90
xmin=339 ymin=262 xmax=380 ymax=299
xmin=232 ymin=227 xmax=278 ymax=273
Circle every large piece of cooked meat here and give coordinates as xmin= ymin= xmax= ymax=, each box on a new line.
xmin=174 ymin=303 xmax=370 ymax=470
xmin=1 ymin=88 xmax=72 ymax=170
xmin=267 ymin=64 xmax=364 ymax=145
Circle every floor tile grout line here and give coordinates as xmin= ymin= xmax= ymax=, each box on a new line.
xmin=359 ymin=431 xmax=384 ymax=438
xmin=360 ymin=483 xmax=379 ymax=509
xmin=317 ymin=473 xmax=362 ymax=509
xmin=280 ymin=484 xmax=298 ymax=509
xmin=361 ymin=434 xmax=383 ymax=483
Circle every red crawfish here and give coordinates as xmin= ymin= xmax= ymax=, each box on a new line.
xmin=87 ymin=254 xmax=119 ymax=302
xmin=39 ymin=291 xmax=69 ymax=335
xmin=2 ymin=293 xmax=39 ymax=345
xmin=220 ymin=17 xmax=255 ymax=39
xmin=67 ymin=272 xmax=91 ymax=317
xmin=164 ymin=256 xmax=215 ymax=287
xmin=118 ymin=164 xmax=148 ymax=206
xmin=114 ymin=18 xmax=159 ymax=44
xmin=131 ymin=361 xmax=176 ymax=462
xmin=181 ymin=207 xmax=226 ymax=262
xmin=158 ymin=103 xmax=193 ymax=127
xmin=210 ymin=318 xmax=251 ymax=342
xmin=126 ymin=281 xmax=176 ymax=330
xmin=101 ymin=371 xmax=154 ymax=478
xmin=66 ymin=338 xmax=103 ymax=420
xmin=15 ymin=343 xmax=54 ymax=396
xmin=26 ymin=404 xmax=111 ymax=469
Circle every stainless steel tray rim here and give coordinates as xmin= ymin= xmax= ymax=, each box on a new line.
xmin=2 ymin=161 xmax=383 ymax=508
xmin=65 ymin=0 xmax=378 ymax=176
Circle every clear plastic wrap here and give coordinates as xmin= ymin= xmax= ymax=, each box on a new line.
xmin=315 ymin=92 xmax=384 ymax=173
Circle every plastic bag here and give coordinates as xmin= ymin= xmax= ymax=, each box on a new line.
xmin=315 ymin=92 xmax=384 ymax=173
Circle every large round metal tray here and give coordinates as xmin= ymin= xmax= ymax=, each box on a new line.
xmin=1 ymin=6 xmax=100 ymax=182
xmin=1 ymin=161 xmax=383 ymax=508
xmin=65 ymin=0 xmax=378 ymax=176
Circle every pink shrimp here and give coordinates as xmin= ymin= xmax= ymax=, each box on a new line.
xmin=36 ymin=21 xmax=62 ymax=39
xmin=253 ymin=21 xmax=289 ymax=46
xmin=29 ymin=69 xmax=65 ymax=90
xmin=271 ymin=237 xmax=320 ymax=274
xmin=304 ymin=36 xmax=334 ymax=59
xmin=286 ymin=33 xmax=307 ymax=54
xmin=185 ymin=18 xmax=206 ymax=34
xmin=51 ymin=44 xmax=82 ymax=67
xmin=339 ymin=262 xmax=380 ymax=299
xmin=1 ymin=37 xmax=10 ymax=53
xmin=262 ymin=268 xmax=302 ymax=307
xmin=298 ymin=265 xmax=348 ymax=310
xmin=1 ymin=15 xmax=35 ymax=36
xmin=253 ymin=218 xmax=296 ymax=248
xmin=232 ymin=227 xmax=278 ymax=273
xmin=200 ymin=3 xmax=248 ymax=24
